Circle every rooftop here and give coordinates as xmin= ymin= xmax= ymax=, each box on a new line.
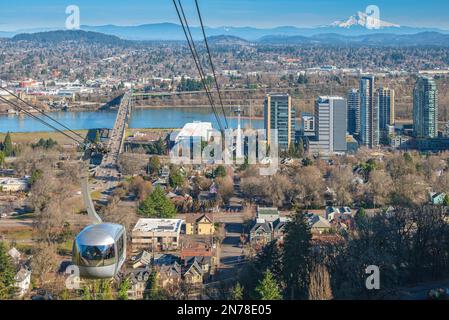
xmin=176 ymin=121 xmax=213 ymax=140
xmin=133 ymin=218 xmax=184 ymax=233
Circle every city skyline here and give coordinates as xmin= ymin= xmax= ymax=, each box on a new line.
xmin=2 ymin=0 xmax=449 ymax=32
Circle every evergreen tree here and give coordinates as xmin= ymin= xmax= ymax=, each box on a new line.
xmin=148 ymin=156 xmax=161 ymax=175
xmin=214 ymin=165 xmax=227 ymax=178
xmin=0 ymin=151 xmax=5 ymax=168
xmin=94 ymin=130 xmax=101 ymax=144
xmin=118 ymin=278 xmax=131 ymax=300
xmin=255 ymin=270 xmax=282 ymax=300
xmin=282 ymin=210 xmax=312 ymax=299
xmin=230 ymin=282 xmax=244 ymax=300
xmin=0 ymin=242 xmax=16 ymax=299
xmin=138 ymin=186 xmax=177 ymax=218
xmin=443 ymin=194 xmax=449 ymax=207
xmin=2 ymin=132 xmax=13 ymax=157
xmin=169 ymin=168 xmax=184 ymax=188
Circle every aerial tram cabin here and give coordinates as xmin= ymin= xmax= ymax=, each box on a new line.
xmin=72 ymin=223 xmax=126 ymax=279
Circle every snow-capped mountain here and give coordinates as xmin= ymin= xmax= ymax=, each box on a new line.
xmin=331 ymin=11 xmax=400 ymax=29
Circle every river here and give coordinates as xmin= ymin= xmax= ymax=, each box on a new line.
xmin=0 ymin=107 xmax=266 ymax=133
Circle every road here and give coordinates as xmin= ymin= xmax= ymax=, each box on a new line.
xmin=95 ymin=92 xmax=132 ymax=195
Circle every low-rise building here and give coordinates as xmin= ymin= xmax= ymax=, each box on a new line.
xmin=0 ymin=177 xmax=29 ymax=192
xmin=309 ymin=215 xmax=332 ymax=234
xmin=185 ymin=214 xmax=214 ymax=236
xmin=256 ymin=207 xmax=280 ymax=223
xmin=131 ymin=219 xmax=184 ymax=253
xmin=430 ymin=191 xmax=447 ymax=205
xmin=14 ymin=267 xmax=31 ymax=298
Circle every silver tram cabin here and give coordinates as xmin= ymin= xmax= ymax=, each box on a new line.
xmin=73 ymin=223 xmax=126 ymax=279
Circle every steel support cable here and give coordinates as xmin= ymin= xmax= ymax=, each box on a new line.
xmin=0 ymin=87 xmax=89 ymax=143
xmin=194 ymin=0 xmax=229 ymax=129
xmin=0 ymin=96 xmax=86 ymax=147
xmin=176 ymin=0 xmax=223 ymax=132
xmin=172 ymin=0 xmax=224 ymax=133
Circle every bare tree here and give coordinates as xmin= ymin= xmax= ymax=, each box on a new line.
xmin=308 ymin=264 xmax=333 ymax=300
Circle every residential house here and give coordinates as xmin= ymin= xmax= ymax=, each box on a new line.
xmin=181 ymin=260 xmax=203 ymax=286
xmin=157 ymin=262 xmax=182 ymax=289
xmin=249 ymin=219 xmax=273 ymax=245
xmin=14 ymin=267 xmax=32 ymax=298
xmin=131 ymin=250 xmax=153 ymax=269
xmin=183 ymin=256 xmax=212 ymax=280
xmin=256 ymin=207 xmax=280 ymax=222
xmin=127 ymin=268 xmax=151 ymax=300
xmin=180 ymin=245 xmax=216 ymax=275
xmin=273 ymin=217 xmax=291 ymax=241
xmin=430 ymin=192 xmax=447 ymax=205
xmin=185 ymin=214 xmax=214 ymax=236
xmin=309 ymin=215 xmax=332 ymax=234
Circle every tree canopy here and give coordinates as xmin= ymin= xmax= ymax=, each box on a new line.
xmin=137 ymin=186 xmax=177 ymax=218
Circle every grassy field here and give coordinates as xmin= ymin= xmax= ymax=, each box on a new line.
xmin=0 ymin=130 xmax=88 ymax=145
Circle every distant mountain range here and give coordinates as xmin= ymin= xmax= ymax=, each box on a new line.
xmin=2 ymin=12 xmax=449 ymax=45
xmin=2 ymin=11 xmax=449 ymax=41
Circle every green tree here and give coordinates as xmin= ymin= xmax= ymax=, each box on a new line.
xmin=145 ymin=271 xmax=166 ymax=300
xmin=355 ymin=207 xmax=367 ymax=225
xmin=282 ymin=210 xmax=312 ymax=299
xmin=0 ymin=242 xmax=17 ymax=299
xmin=2 ymin=132 xmax=13 ymax=157
xmin=94 ymin=130 xmax=101 ymax=144
xmin=0 ymin=151 xmax=5 ymax=168
xmin=214 ymin=165 xmax=227 ymax=178
xmin=169 ymin=169 xmax=184 ymax=188
xmin=138 ymin=186 xmax=177 ymax=218
xmin=148 ymin=156 xmax=161 ymax=175
xmin=443 ymin=194 xmax=449 ymax=207
xmin=118 ymin=278 xmax=130 ymax=300
xmin=230 ymin=282 xmax=244 ymax=300
xmin=255 ymin=270 xmax=282 ymax=300
xmin=29 ymin=169 xmax=43 ymax=185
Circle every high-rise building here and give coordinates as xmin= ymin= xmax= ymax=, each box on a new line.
xmin=360 ymin=75 xmax=379 ymax=148
xmin=413 ymin=77 xmax=438 ymax=139
xmin=347 ymin=89 xmax=360 ymax=136
xmin=301 ymin=112 xmax=315 ymax=136
xmin=309 ymin=96 xmax=347 ymax=156
xmin=264 ymin=93 xmax=295 ymax=151
xmin=377 ymin=87 xmax=395 ymax=139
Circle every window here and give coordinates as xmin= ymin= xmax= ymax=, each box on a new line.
xmin=117 ymin=235 xmax=124 ymax=260
xmin=78 ymin=244 xmax=116 ymax=267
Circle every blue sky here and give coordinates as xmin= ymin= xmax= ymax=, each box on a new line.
xmin=1 ymin=0 xmax=449 ymax=31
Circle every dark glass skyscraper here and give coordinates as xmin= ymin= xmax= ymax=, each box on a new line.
xmin=347 ymin=89 xmax=360 ymax=136
xmin=413 ymin=77 xmax=438 ymax=138
xmin=377 ymin=87 xmax=395 ymax=140
xmin=360 ymin=75 xmax=379 ymax=148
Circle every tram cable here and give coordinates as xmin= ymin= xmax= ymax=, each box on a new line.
xmin=0 ymin=95 xmax=87 ymax=147
xmin=0 ymin=87 xmax=90 ymax=143
xmin=172 ymin=0 xmax=225 ymax=133
xmin=194 ymin=0 xmax=229 ymax=129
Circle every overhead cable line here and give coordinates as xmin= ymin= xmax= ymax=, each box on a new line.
xmin=0 ymin=96 xmax=86 ymax=147
xmin=172 ymin=0 xmax=224 ymax=133
xmin=194 ymin=0 xmax=229 ymax=129
xmin=0 ymin=87 xmax=89 ymax=143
